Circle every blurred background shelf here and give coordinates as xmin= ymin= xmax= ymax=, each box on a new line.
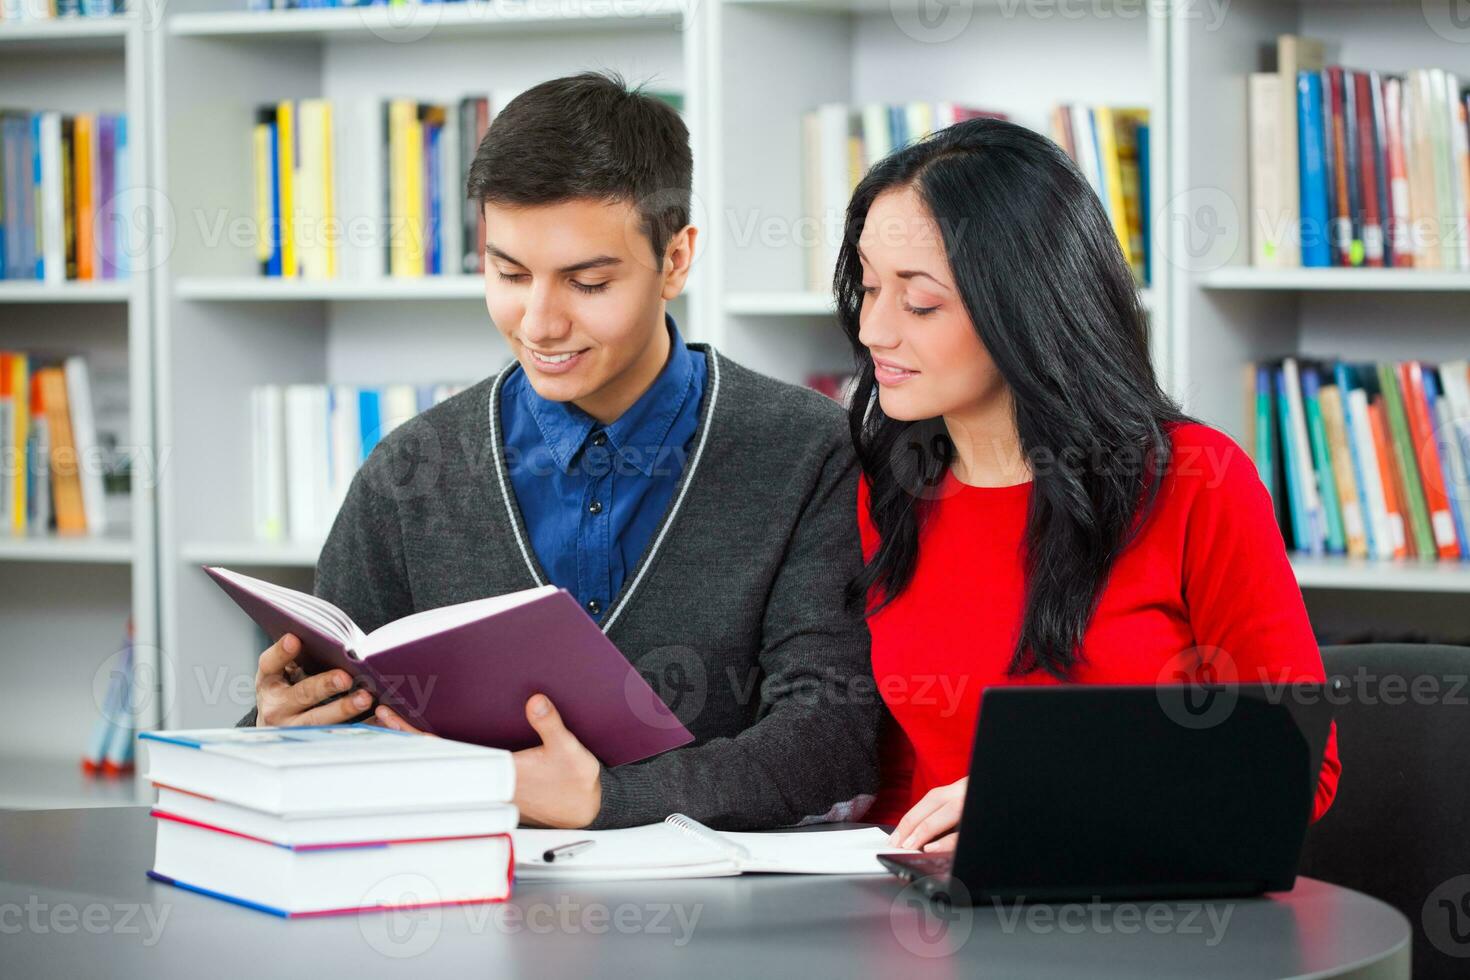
xmin=167 ymin=1 xmax=685 ymax=40
xmin=179 ymin=539 xmax=322 ymax=568
xmin=1291 ymin=556 xmax=1470 ymax=594
xmin=0 ymin=280 xmax=136 ymax=303
xmin=1201 ymin=268 xmax=1470 ymax=292
xmin=175 ymin=275 xmax=487 ymax=302
xmin=0 ymin=533 xmax=135 ymax=565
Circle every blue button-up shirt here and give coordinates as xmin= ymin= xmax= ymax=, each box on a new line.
xmin=501 ymin=315 xmax=707 ymax=623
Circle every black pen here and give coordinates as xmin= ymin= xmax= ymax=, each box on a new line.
xmin=543 ymin=839 xmax=597 ymax=863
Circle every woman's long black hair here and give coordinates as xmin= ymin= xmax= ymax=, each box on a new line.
xmin=840 ymin=117 xmax=1191 ymax=680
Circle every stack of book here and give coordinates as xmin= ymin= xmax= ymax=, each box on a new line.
xmin=801 ymin=101 xmax=1007 ymax=292
xmin=250 ymin=380 xmax=472 ymax=543
xmin=0 ymin=350 xmax=121 ymax=537
xmin=1050 ymin=105 xmax=1151 ymax=287
xmin=1248 ymin=35 xmax=1470 ymax=270
xmin=141 ymin=725 xmax=517 ymax=918
xmin=1248 ymin=356 xmax=1470 ymax=562
xmin=0 ymin=111 xmax=131 ymax=282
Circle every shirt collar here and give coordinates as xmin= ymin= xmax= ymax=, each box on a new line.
xmin=520 ymin=314 xmax=696 ymax=477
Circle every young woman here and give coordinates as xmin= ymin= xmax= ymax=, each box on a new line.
xmin=838 ymin=118 xmax=1341 ymax=852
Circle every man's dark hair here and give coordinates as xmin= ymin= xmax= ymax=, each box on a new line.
xmin=465 ymin=70 xmax=692 ymax=263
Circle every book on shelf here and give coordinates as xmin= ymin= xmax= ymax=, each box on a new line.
xmin=251 ymin=379 xmax=472 ymax=544
xmin=1051 ymin=104 xmax=1150 ymax=287
xmin=0 ymin=349 xmax=122 ymax=538
xmin=0 ymin=110 xmax=129 ymax=283
xmin=1247 ymin=355 xmax=1470 ymax=564
xmin=0 ymin=0 xmax=120 ymax=22
xmin=140 ymin=724 xmax=516 ymax=917
xmin=252 ymin=89 xmax=682 ymax=281
xmin=201 ymin=567 xmax=695 ymax=766
xmin=1249 ymin=34 xmax=1470 ymax=271
xmin=801 ymin=101 xmax=1007 ymax=293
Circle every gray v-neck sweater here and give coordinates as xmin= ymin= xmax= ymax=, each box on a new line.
xmin=238 ymin=344 xmax=880 ymax=830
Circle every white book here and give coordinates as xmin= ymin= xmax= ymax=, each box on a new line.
xmin=152 ymin=784 xmax=518 ymax=846
xmin=151 ymin=815 xmax=512 ymax=917
xmin=439 ymin=107 xmax=463 ymax=280
xmin=1445 ymin=72 xmax=1470 ymax=271
xmin=515 ymin=813 xmax=917 ymax=881
xmin=1347 ymin=387 xmax=1395 ymax=560
xmin=381 ymin=383 xmax=418 ymax=438
xmin=1070 ymin=105 xmax=1104 ymax=204
xmin=860 ymin=103 xmax=892 ymax=168
xmin=250 ymin=385 xmax=286 ymax=542
xmin=296 ymin=100 xmax=328 ymax=280
xmin=329 ymin=384 xmax=360 ymax=519
xmin=139 ymin=724 xmax=516 ymax=816
xmin=1248 ymin=74 xmax=1282 ymax=268
xmin=816 ymin=103 xmax=851 ymax=294
xmin=40 ymin=112 xmax=65 ymax=285
xmin=284 ymin=384 xmax=326 ymax=542
xmin=63 ymin=355 xmax=107 ymax=535
xmin=335 ymin=98 xmax=386 ymax=281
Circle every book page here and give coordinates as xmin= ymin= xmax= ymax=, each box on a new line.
xmin=359 ymin=585 xmax=559 ymax=657
xmin=719 ymin=827 xmax=909 ymax=875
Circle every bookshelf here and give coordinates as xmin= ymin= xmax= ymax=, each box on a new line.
xmin=1170 ymin=0 xmax=1470 ymax=632
xmin=0 ymin=14 xmax=159 ymax=807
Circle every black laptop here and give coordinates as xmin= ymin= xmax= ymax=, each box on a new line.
xmin=879 ymin=683 xmax=1335 ymax=905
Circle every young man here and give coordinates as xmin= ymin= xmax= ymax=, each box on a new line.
xmin=238 ymin=71 xmax=879 ymax=831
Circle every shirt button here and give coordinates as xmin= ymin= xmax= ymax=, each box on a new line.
xmin=591 ymin=432 xmax=607 ymax=447
xmin=588 ymin=500 xmax=603 ymax=515
xmin=586 ymin=598 xmax=602 ymax=615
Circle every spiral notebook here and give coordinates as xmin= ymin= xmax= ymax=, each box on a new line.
xmin=513 ymin=815 xmax=912 ymax=880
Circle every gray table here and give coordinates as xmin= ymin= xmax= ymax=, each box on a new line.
xmin=0 ymin=806 xmax=1409 ymax=979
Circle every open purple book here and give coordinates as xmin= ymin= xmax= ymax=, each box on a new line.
xmin=202 ymin=566 xmax=694 ymax=767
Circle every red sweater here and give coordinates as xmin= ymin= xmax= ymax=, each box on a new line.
xmin=859 ymin=422 xmax=1341 ymax=826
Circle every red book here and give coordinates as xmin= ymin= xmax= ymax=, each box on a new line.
xmin=1399 ymin=362 xmax=1459 ymax=558
xmin=1354 ymin=72 xmax=1384 ymax=267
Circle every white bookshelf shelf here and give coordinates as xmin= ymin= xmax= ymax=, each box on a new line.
xmin=0 ymin=532 xmax=134 ymax=565
xmin=1201 ymin=268 xmax=1470 ymax=292
xmin=180 ymin=539 xmax=322 ymax=569
xmin=175 ymin=275 xmax=486 ymax=302
xmin=1291 ymin=555 xmax=1470 ymax=594
xmin=0 ymin=754 xmax=151 ymax=810
xmin=0 ymin=14 xmax=136 ymax=49
xmin=167 ymin=1 xmax=685 ymax=40
xmin=0 ymin=280 xmax=135 ymax=303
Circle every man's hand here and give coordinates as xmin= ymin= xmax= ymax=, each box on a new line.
xmin=376 ymin=694 xmax=602 ymax=829
xmin=254 ymin=633 xmax=374 ymax=726
xmin=512 ymin=695 xmax=602 ymax=829
xmin=889 ymin=777 xmax=967 ymax=852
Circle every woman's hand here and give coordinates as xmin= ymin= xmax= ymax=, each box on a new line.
xmin=889 ymin=777 xmax=967 ymax=852
xmin=370 ymin=704 xmax=435 ymax=736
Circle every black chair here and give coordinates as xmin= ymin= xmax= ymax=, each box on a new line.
xmin=1297 ymin=643 xmax=1470 ymax=980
